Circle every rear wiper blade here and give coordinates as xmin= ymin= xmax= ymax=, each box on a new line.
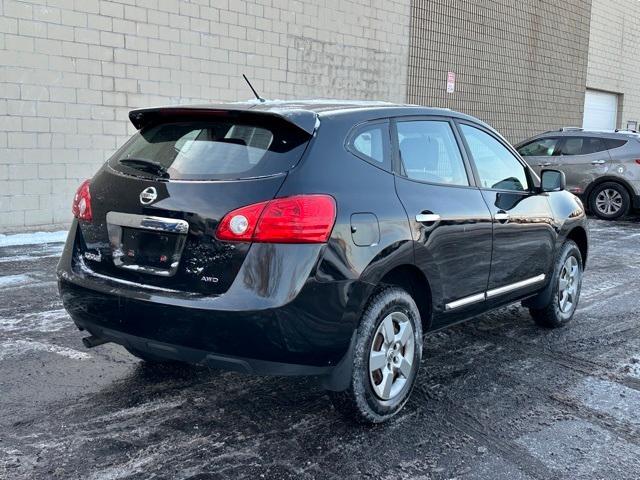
xmin=120 ymin=158 xmax=170 ymax=178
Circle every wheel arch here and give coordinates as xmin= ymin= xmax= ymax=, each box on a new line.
xmin=324 ymin=261 xmax=432 ymax=392
xmin=584 ymin=176 xmax=635 ymax=206
xmin=566 ymin=226 xmax=588 ymax=268
xmin=376 ymin=264 xmax=433 ymax=332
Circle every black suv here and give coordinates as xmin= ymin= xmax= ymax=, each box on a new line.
xmin=58 ymin=101 xmax=588 ymax=423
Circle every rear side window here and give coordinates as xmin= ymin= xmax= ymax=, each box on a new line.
xmin=558 ymin=137 xmax=608 ymax=155
xmin=518 ymin=138 xmax=559 ymax=157
xmin=347 ymin=122 xmax=390 ymax=169
xmin=606 ymin=138 xmax=628 ymax=150
xmin=396 ymin=120 xmax=469 ymax=186
xmin=109 ymin=119 xmax=310 ymax=180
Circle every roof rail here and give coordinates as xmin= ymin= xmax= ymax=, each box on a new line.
xmin=560 ymin=127 xmax=584 ymax=132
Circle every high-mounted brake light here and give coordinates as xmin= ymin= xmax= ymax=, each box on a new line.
xmin=72 ymin=179 xmax=93 ymax=222
xmin=216 ymin=195 xmax=336 ymax=244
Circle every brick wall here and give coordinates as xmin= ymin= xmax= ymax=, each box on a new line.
xmin=586 ymin=0 xmax=640 ymax=129
xmin=0 ymin=0 xmax=411 ymax=231
xmin=406 ymin=0 xmax=592 ymax=143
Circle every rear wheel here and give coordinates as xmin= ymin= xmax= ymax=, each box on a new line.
xmin=589 ymin=182 xmax=630 ymax=220
xmin=329 ymin=287 xmax=423 ymax=423
xmin=529 ymin=240 xmax=583 ymax=328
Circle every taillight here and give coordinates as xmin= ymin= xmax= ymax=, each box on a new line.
xmin=72 ymin=179 xmax=92 ymax=222
xmin=216 ymin=194 xmax=336 ymax=244
xmin=635 ymin=159 xmax=640 ymax=165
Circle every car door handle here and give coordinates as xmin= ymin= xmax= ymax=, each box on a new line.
xmin=537 ymin=162 xmax=552 ymax=167
xmin=591 ymin=160 xmax=606 ymax=165
xmin=415 ymin=213 xmax=441 ymax=223
xmin=494 ymin=211 xmax=509 ymax=223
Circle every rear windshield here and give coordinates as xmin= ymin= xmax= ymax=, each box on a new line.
xmin=108 ymin=119 xmax=311 ymax=180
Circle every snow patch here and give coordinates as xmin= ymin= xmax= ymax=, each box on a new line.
xmin=0 ymin=339 xmax=91 ymax=361
xmin=0 ymin=230 xmax=68 ymax=247
xmin=0 ymin=252 xmax=61 ymax=263
xmin=0 ymin=309 xmax=69 ymax=333
xmin=0 ymin=274 xmax=32 ymax=287
xmin=97 ymin=397 xmax=186 ymax=422
xmin=88 ymin=451 xmax=164 ymax=480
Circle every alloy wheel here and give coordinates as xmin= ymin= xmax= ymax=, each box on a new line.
xmin=595 ymin=188 xmax=623 ymax=216
xmin=368 ymin=311 xmax=415 ymax=400
xmin=558 ymin=255 xmax=580 ymax=313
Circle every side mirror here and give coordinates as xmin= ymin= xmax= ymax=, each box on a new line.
xmin=540 ymin=169 xmax=565 ymax=192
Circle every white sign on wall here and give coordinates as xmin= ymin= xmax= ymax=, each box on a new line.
xmin=446 ymin=72 xmax=456 ymax=94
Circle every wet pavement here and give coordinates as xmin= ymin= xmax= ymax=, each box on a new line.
xmin=1 ymin=217 xmax=639 ymax=480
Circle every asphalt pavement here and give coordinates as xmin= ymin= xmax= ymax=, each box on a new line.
xmin=1 ymin=217 xmax=639 ymax=480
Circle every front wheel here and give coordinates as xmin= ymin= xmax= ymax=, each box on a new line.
xmin=529 ymin=240 xmax=583 ymax=328
xmin=589 ymin=182 xmax=630 ymax=220
xmin=329 ymin=287 xmax=423 ymax=423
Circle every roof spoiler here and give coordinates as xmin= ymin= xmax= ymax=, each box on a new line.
xmin=128 ymin=105 xmax=318 ymax=135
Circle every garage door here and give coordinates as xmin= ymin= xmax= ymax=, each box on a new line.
xmin=583 ymin=90 xmax=618 ymax=130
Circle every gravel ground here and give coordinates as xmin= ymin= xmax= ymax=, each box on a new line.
xmin=1 ymin=217 xmax=639 ymax=480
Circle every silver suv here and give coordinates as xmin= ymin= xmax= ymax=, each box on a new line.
xmin=516 ymin=128 xmax=640 ymax=220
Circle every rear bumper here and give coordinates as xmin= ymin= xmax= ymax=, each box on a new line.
xmin=57 ymin=222 xmax=371 ymax=380
xmin=58 ymin=278 xmax=358 ymax=370
xmin=71 ymin=311 xmax=332 ymax=377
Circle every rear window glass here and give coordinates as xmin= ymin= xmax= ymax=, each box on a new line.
xmin=109 ymin=119 xmax=310 ymax=180
xmin=347 ymin=121 xmax=391 ymax=170
xmin=352 ymin=126 xmax=385 ymax=163
xmin=558 ymin=137 xmax=607 ymax=155
xmin=606 ymin=139 xmax=627 ymax=150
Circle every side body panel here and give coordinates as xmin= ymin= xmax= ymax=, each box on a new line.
xmin=273 ymin=112 xmax=415 ymax=351
xmin=553 ymin=137 xmax=611 ymax=196
xmin=600 ymin=140 xmax=640 ymax=199
xmin=479 ymin=190 xmax=557 ymax=306
xmin=394 ymin=177 xmax=493 ymax=324
xmin=457 ymin=121 xmax=559 ymax=308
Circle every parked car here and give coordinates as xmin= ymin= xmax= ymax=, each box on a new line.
xmin=516 ymin=128 xmax=640 ymax=220
xmin=58 ymin=101 xmax=588 ymax=423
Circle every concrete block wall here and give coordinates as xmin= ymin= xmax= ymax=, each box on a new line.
xmin=586 ymin=0 xmax=640 ymax=129
xmin=0 ymin=0 xmax=411 ymax=231
xmin=406 ymin=0 xmax=592 ymax=143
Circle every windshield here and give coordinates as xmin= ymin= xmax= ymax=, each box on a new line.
xmin=109 ymin=119 xmax=311 ymax=180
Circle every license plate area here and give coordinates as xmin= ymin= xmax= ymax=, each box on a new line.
xmin=106 ymin=212 xmax=189 ymax=277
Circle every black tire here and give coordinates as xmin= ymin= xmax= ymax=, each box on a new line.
xmin=329 ymin=287 xmax=423 ymax=424
xmin=529 ymin=240 xmax=583 ymax=328
xmin=588 ymin=182 xmax=630 ymax=220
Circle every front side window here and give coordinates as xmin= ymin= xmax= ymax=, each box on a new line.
xmin=109 ymin=119 xmax=310 ymax=181
xmin=518 ymin=138 xmax=559 ymax=157
xmin=396 ymin=120 xmax=469 ymax=186
xmin=557 ymin=137 xmax=608 ymax=156
xmin=460 ymin=124 xmax=529 ymax=192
